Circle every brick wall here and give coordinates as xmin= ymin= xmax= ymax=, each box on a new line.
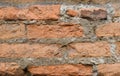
xmin=0 ymin=0 xmax=120 ymax=76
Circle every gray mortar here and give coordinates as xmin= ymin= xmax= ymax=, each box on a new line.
xmin=92 ymin=64 xmax=98 ymax=76
xmin=1 ymin=37 xmax=120 ymax=44
xmin=0 ymin=57 xmax=118 ymax=69
xmin=113 ymin=17 xmax=120 ymax=22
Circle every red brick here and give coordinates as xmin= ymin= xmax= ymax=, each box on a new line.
xmin=80 ymin=8 xmax=107 ymax=20
xmin=27 ymin=24 xmax=83 ymax=38
xmin=0 ymin=24 xmax=25 ymax=39
xmin=0 ymin=5 xmax=60 ymax=20
xmin=17 ymin=5 xmax=60 ymax=20
xmin=98 ymin=63 xmax=120 ymax=76
xmin=68 ymin=42 xmax=111 ymax=57
xmin=0 ymin=43 xmax=62 ymax=58
xmin=111 ymin=3 xmax=120 ymax=17
xmin=96 ymin=23 xmax=120 ymax=37
xmin=115 ymin=42 xmax=120 ymax=56
xmin=66 ymin=9 xmax=79 ymax=17
xmin=0 ymin=62 xmax=24 ymax=76
xmin=28 ymin=64 xmax=92 ymax=76
xmin=0 ymin=7 xmax=19 ymax=20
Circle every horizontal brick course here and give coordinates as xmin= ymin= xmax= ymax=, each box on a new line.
xmin=98 ymin=63 xmax=120 ymax=76
xmin=96 ymin=23 xmax=120 ymax=37
xmin=27 ymin=24 xmax=83 ymax=38
xmin=28 ymin=64 xmax=92 ymax=76
xmin=68 ymin=42 xmax=111 ymax=57
xmin=0 ymin=24 xmax=25 ymax=39
xmin=0 ymin=5 xmax=60 ymax=20
xmin=0 ymin=44 xmax=62 ymax=58
xmin=0 ymin=62 xmax=24 ymax=76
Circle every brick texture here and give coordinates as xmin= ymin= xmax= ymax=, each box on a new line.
xmin=68 ymin=42 xmax=111 ymax=57
xmin=18 ymin=5 xmax=60 ymax=20
xmin=0 ymin=1 xmax=120 ymax=76
xmin=66 ymin=9 xmax=79 ymax=17
xmin=80 ymin=8 xmax=107 ymax=20
xmin=96 ymin=23 xmax=120 ymax=37
xmin=27 ymin=24 xmax=83 ymax=38
xmin=28 ymin=64 xmax=92 ymax=76
xmin=0 ymin=24 xmax=25 ymax=39
xmin=0 ymin=5 xmax=60 ymax=20
xmin=0 ymin=44 xmax=62 ymax=58
xmin=98 ymin=63 xmax=120 ymax=76
xmin=115 ymin=42 xmax=120 ymax=56
xmin=0 ymin=62 xmax=24 ymax=76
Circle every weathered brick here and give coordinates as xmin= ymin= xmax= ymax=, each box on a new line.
xmin=27 ymin=24 xmax=83 ymax=38
xmin=0 ymin=24 xmax=25 ymax=39
xmin=0 ymin=7 xmax=19 ymax=20
xmin=80 ymin=8 xmax=107 ymax=20
xmin=96 ymin=23 xmax=120 ymax=37
xmin=0 ymin=62 xmax=24 ymax=76
xmin=115 ymin=42 xmax=120 ymax=56
xmin=18 ymin=5 xmax=60 ymax=20
xmin=98 ymin=63 xmax=120 ymax=76
xmin=66 ymin=9 xmax=79 ymax=17
xmin=0 ymin=5 xmax=60 ymax=20
xmin=112 ymin=3 xmax=120 ymax=17
xmin=68 ymin=42 xmax=111 ymax=57
xmin=28 ymin=64 xmax=92 ymax=76
xmin=0 ymin=44 xmax=62 ymax=58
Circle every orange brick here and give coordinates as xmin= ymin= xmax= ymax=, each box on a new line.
xmin=69 ymin=42 xmax=111 ymax=57
xmin=0 ymin=43 xmax=62 ymax=58
xmin=96 ymin=23 xmax=120 ymax=37
xmin=17 ymin=5 xmax=60 ymax=20
xmin=98 ymin=63 xmax=120 ymax=76
xmin=28 ymin=64 xmax=92 ymax=76
xmin=0 ymin=7 xmax=19 ymax=20
xmin=0 ymin=24 xmax=25 ymax=39
xmin=0 ymin=5 xmax=60 ymax=20
xmin=111 ymin=3 xmax=120 ymax=17
xmin=0 ymin=62 xmax=24 ymax=76
xmin=115 ymin=42 xmax=120 ymax=56
xmin=27 ymin=24 xmax=83 ymax=38
xmin=66 ymin=9 xmax=79 ymax=17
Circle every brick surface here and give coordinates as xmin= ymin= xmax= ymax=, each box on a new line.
xmin=18 ymin=5 xmax=60 ymax=20
xmin=0 ymin=5 xmax=60 ymax=20
xmin=112 ymin=3 xmax=120 ymax=17
xmin=96 ymin=23 xmax=120 ymax=37
xmin=27 ymin=24 xmax=83 ymax=38
xmin=0 ymin=7 xmax=19 ymax=20
xmin=66 ymin=9 xmax=79 ymax=17
xmin=0 ymin=24 xmax=25 ymax=39
xmin=0 ymin=44 xmax=62 ymax=58
xmin=98 ymin=63 xmax=120 ymax=76
xmin=0 ymin=62 xmax=24 ymax=76
xmin=28 ymin=64 xmax=92 ymax=76
xmin=80 ymin=8 xmax=107 ymax=20
xmin=115 ymin=42 xmax=120 ymax=56
xmin=68 ymin=42 xmax=111 ymax=57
